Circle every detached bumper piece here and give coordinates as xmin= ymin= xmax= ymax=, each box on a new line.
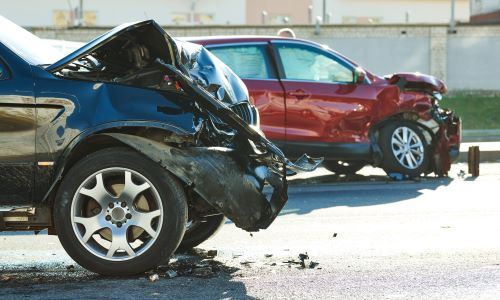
xmin=432 ymin=108 xmax=461 ymax=176
xmin=105 ymin=133 xmax=321 ymax=231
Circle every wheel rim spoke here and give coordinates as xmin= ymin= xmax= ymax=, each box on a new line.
xmin=404 ymin=153 xmax=412 ymax=168
xmin=410 ymin=143 xmax=422 ymax=149
xmin=106 ymin=228 xmax=136 ymax=258
xmin=410 ymin=148 xmax=422 ymax=155
xmin=393 ymin=132 xmax=404 ymax=144
xmin=74 ymin=215 xmax=107 ymax=243
xmin=121 ymin=171 xmax=151 ymax=203
xmin=402 ymin=127 xmax=409 ymax=143
xmin=130 ymin=209 xmax=161 ymax=238
xmin=79 ymin=173 xmax=113 ymax=207
xmin=391 ymin=137 xmax=404 ymax=148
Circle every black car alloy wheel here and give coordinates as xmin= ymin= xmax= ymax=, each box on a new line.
xmin=54 ymin=147 xmax=187 ymax=275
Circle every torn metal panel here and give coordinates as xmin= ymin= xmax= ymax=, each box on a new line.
xmin=104 ymin=132 xmax=287 ymax=231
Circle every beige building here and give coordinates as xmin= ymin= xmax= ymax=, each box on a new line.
xmin=311 ymin=0 xmax=470 ymax=24
xmin=245 ymin=0 xmax=470 ymax=25
xmin=1 ymin=0 xmax=470 ymax=27
xmin=246 ymin=0 xmax=312 ymax=25
xmin=1 ymin=0 xmax=246 ymax=27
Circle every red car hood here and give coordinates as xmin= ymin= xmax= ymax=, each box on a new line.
xmin=385 ymin=72 xmax=447 ymax=94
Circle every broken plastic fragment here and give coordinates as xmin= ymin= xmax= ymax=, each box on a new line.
xmin=388 ymin=172 xmax=404 ymax=181
xmin=298 ymin=253 xmax=309 ymax=268
xmin=166 ymin=270 xmax=178 ymax=279
xmin=149 ymin=274 xmax=160 ymax=282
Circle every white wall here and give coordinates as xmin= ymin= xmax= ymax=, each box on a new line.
xmin=447 ymin=35 xmax=500 ymax=90
xmin=312 ymin=0 xmax=470 ymax=24
xmin=0 ymin=0 xmax=246 ymax=27
xmin=316 ymin=37 xmax=431 ymax=75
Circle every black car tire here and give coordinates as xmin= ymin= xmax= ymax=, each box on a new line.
xmin=176 ymin=214 xmax=226 ymax=253
xmin=379 ymin=121 xmax=429 ymax=178
xmin=54 ymin=147 xmax=187 ymax=276
xmin=324 ymin=161 xmax=366 ymax=175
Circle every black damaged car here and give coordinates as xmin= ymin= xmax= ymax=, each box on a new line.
xmin=0 ymin=16 xmax=321 ymax=275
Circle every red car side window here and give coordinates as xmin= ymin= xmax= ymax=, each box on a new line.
xmin=209 ymin=45 xmax=274 ymax=80
xmin=276 ymin=45 xmax=353 ymax=83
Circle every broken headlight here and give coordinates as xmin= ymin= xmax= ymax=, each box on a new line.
xmin=432 ymin=92 xmax=443 ymax=101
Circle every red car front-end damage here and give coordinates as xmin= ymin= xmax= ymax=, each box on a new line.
xmin=377 ymin=73 xmax=461 ymax=175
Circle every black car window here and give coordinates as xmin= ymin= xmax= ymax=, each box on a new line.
xmin=208 ymin=45 xmax=275 ymax=80
xmin=276 ymin=44 xmax=353 ymax=83
xmin=0 ymin=59 xmax=9 ymax=80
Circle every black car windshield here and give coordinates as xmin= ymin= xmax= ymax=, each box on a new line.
xmin=0 ymin=15 xmax=62 ymax=65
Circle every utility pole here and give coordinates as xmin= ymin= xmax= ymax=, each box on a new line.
xmin=190 ymin=0 xmax=197 ymax=24
xmin=322 ymin=0 xmax=327 ymax=23
xmin=449 ymin=0 xmax=456 ymax=32
xmin=308 ymin=5 xmax=313 ymax=24
xmin=79 ymin=0 xmax=83 ymax=26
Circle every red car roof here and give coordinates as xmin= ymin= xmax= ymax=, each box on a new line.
xmin=181 ymin=35 xmax=309 ymax=46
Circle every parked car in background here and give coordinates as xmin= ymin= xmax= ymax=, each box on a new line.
xmin=0 ymin=17 xmax=319 ymax=275
xmin=187 ymin=36 xmax=461 ymax=177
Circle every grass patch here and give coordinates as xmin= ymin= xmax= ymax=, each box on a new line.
xmin=441 ymin=92 xmax=500 ymax=129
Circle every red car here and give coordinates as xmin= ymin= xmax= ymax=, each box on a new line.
xmin=186 ymin=36 xmax=461 ymax=177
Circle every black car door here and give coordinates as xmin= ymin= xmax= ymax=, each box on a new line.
xmin=0 ymin=50 xmax=36 ymax=206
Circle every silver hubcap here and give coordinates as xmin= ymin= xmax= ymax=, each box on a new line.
xmin=71 ymin=168 xmax=163 ymax=261
xmin=391 ymin=126 xmax=424 ymax=170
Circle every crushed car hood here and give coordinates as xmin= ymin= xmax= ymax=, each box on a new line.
xmin=46 ymin=20 xmax=172 ymax=73
xmin=386 ymin=72 xmax=447 ymax=94
xmin=46 ymin=20 xmax=248 ymax=105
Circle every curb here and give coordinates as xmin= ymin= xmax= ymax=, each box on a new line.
xmin=462 ymin=129 xmax=500 ymax=143
xmin=457 ymin=142 xmax=500 ymax=163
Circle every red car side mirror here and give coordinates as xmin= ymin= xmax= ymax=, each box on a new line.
xmin=353 ymin=67 xmax=366 ymax=84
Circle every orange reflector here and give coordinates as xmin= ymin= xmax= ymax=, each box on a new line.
xmin=37 ymin=161 xmax=54 ymax=167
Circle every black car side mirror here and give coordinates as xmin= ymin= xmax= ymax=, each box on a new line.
xmin=353 ymin=67 xmax=366 ymax=84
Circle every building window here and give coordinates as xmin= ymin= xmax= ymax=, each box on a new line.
xmin=270 ymin=15 xmax=291 ymax=25
xmin=171 ymin=13 xmax=191 ymax=25
xmin=342 ymin=16 xmax=382 ymax=24
xmin=53 ymin=10 xmax=97 ymax=27
xmin=194 ymin=13 xmax=214 ymax=24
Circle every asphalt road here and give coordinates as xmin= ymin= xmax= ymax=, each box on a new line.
xmin=1 ymin=163 xmax=500 ymax=300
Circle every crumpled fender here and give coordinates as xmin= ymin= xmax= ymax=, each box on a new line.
xmin=103 ymin=132 xmax=287 ymax=231
xmin=387 ymin=72 xmax=447 ymax=94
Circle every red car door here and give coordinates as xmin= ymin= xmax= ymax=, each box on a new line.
xmin=271 ymin=40 xmax=380 ymax=158
xmin=207 ymin=43 xmax=286 ymax=142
